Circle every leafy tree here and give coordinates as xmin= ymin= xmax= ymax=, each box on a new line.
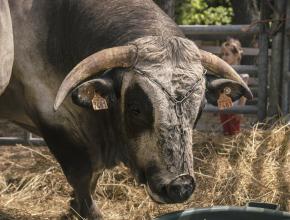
xmin=176 ymin=0 xmax=233 ymax=25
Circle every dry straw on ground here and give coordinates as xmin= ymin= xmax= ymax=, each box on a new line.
xmin=0 ymin=120 xmax=289 ymax=220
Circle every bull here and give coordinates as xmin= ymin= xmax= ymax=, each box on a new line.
xmin=0 ymin=0 xmax=252 ymax=219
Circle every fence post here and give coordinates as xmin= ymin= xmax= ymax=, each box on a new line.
xmin=268 ymin=0 xmax=286 ymax=117
xmin=282 ymin=0 xmax=290 ymax=114
xmin=24 ymin=131 xmax=30 ymax=145
xmin=258 ymin=1 xmax=270 ymax=121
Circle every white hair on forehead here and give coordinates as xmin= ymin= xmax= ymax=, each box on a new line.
xmin=132 ymin=36 xmax=201 ymax=65
xmin=131 ymin=36 xmax=204 ymax=98
xmin=119 ymin=37 xmax=205 ymax=176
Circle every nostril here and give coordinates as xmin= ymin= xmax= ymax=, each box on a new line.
xmin=166 ymin=175 xmax=195 ymax=203
xmin=167 ymin=184 xmax=183 ymax=199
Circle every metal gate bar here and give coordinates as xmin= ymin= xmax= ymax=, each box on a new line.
xmin=0 ymin=133 xmax=45 ymax=146
xmin=204 ymin=105 xmax=258 ymax=114
xmin=180 ymin=25 xmax=259 ymax=36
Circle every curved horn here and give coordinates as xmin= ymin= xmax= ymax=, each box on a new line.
xmin=200 ymin=49 xmax=253 ymax=99
xmin=0 ymin=0 xmax=14 ymax=96
xmin=54 ymin=45 xmax=137 ymax=110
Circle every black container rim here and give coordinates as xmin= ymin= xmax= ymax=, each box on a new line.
xmin=154 ymin=205 xmax=290 ymax=220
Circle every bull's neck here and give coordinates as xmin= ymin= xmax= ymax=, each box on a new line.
xmin=46 ymin=0 xmax=184 ymax=74
xmin=66 ymin=106 xmax=126 ymax=169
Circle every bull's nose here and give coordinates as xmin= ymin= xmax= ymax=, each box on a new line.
xmin=166 ymin=175 xmax=195 ymax=203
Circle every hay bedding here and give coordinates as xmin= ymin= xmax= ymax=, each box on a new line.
xmin=0 ymin=122 xmax=289 ymax=220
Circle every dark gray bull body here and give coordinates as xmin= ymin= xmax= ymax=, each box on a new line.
xmin=0 ymin=0 xmax=252 ymax=219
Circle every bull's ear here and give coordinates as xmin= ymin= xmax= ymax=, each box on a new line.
xmin=0 ymin=0 xmax=14 ymax=96
xmin=71 ymin=76 xmax=118 ymax=110
xmin=205 ymin=75 xmax=247 ymax=106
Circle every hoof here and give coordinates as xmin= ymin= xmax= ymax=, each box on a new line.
xmin=67 ymin=195 xmax=102 ymax=219
xmin=87 ymin=201 xmax=103 ymax=220
xmin=60 ymin=212 xmax=78 ymax=220
xmin=69 ymin=200 xmax=103 ymax=220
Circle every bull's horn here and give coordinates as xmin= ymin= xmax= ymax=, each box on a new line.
xmin=54 ymin=45 xmax=137 ymax=110
xmin=200 ymin=50 xmax=253 ymax=99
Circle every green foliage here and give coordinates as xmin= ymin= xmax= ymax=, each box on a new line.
xmin=176 ymin=0 xmax=233 ymax=25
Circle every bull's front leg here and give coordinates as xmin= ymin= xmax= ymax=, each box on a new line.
xmin=53 ymin=148 xmax=102 ymax=220
xmin=40 ymin=126 xmax=103 ymax=219
xmin=67 ymin=173 xmax=103 ymax=220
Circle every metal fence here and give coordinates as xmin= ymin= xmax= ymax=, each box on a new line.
xmin=180 ymin=24 xmax=265 ymax=119
xmin=181 ymin=0 xmax=290 ymax=119
xmin=0 ymin=0 xmax=289 ymax=146
xmin=0 ymin=131 xmax=45 ymax=146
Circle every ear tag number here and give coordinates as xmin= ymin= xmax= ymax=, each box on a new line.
xmin=217 ymin=87 xmax=233 ymax=109
xmin=91 ymin=93 xmax=108 ymax=111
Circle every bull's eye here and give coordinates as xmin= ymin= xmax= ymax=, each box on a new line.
xmin=128 ymin=104 xmax=141 ymax=116
xmin=124 ymin=84 xmax=154 ymax=135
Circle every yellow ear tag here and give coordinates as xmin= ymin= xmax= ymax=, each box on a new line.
xmin=217 ymin=87 xmax=233 ymax=109
xmin=91 ymin=93 xmax=108 ymax=111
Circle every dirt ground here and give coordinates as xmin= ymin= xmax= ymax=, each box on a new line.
xmin=0 ymin=119 xmax=289 ymax=220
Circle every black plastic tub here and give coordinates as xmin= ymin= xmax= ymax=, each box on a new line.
xmin=154 ymin=203 xmax=290 ymax=220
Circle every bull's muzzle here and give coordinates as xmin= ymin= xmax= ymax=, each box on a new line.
xmin=165 ymin=174 xmax=195 ymax=203
xmin=146 ymin=173 xmax=195 ymax=204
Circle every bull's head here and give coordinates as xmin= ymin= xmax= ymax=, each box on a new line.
xmin=54 ymin=36 xmax=252 ymax=203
